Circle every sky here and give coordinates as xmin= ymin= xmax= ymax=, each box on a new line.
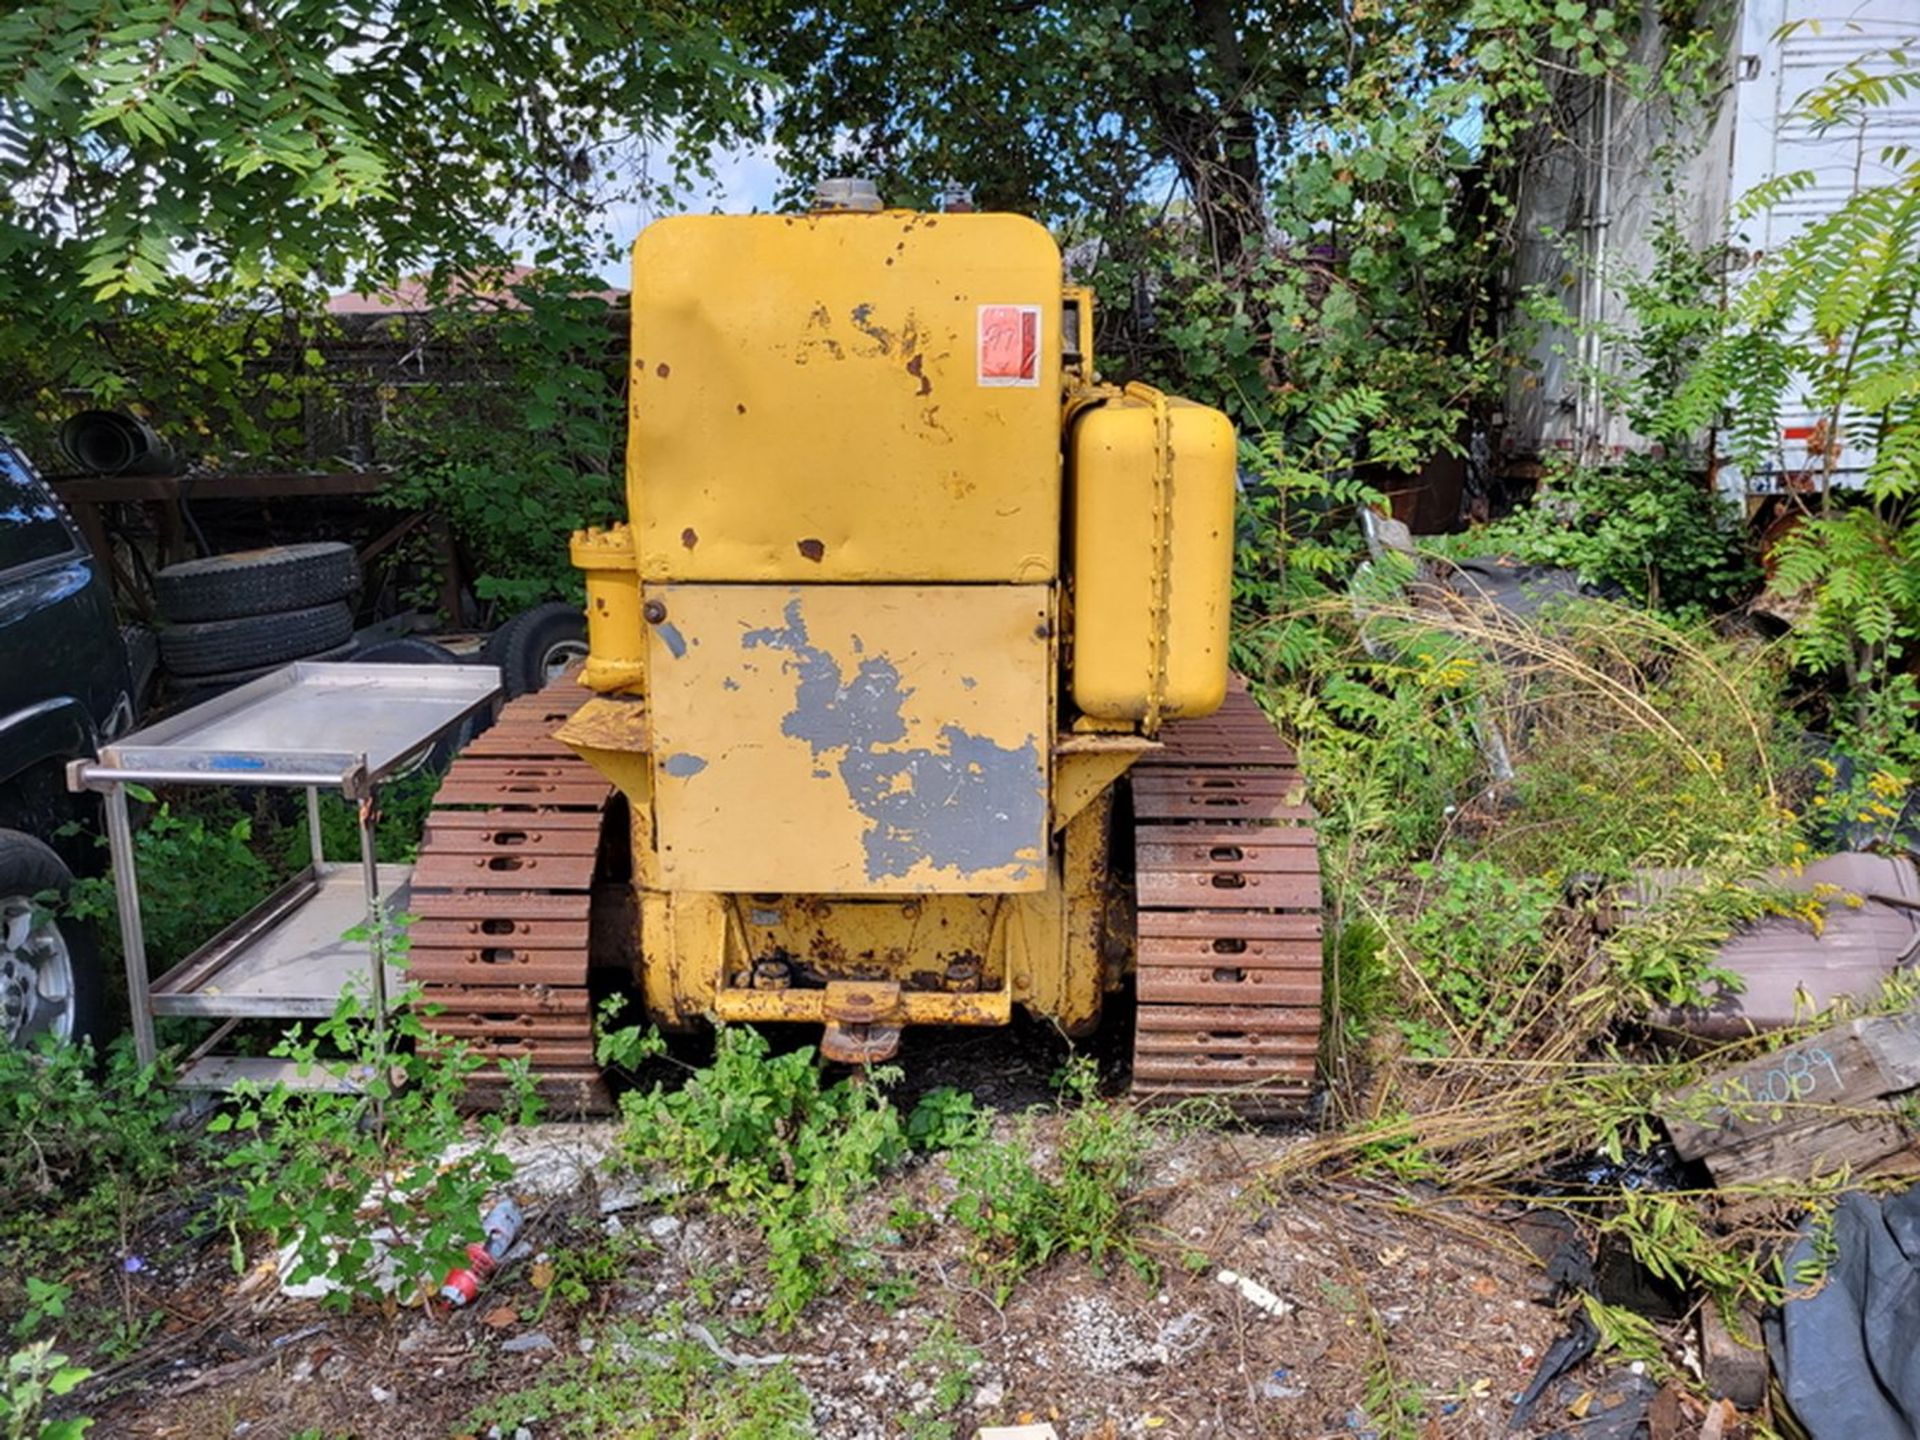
xmin=586 ymin=136 xmax=787 ymax=285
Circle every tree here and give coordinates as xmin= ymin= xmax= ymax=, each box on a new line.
xmin=0 ymin=1 xmax=756 ymax=400
xmin=727 ymin=0 xmax=1638 ymax=462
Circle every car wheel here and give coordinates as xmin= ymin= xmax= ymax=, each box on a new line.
xmin=486 ymin=602 xmax=588 ymax=698
xmin=0 ymin=831 xmax=105 ymax=1049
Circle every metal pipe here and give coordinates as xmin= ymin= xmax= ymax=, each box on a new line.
xmin=103 ymin=784 xmax=157 ymax=1065
xmin=358 ymin=799 xmax=385 ymax=1041
xmin=77 ymin=766 xmax=352 ymax=791
xmin=1580 ymin=74 xmax=1615 ymax=458
xmin=306 ymin=786 xmax=325 ymax=880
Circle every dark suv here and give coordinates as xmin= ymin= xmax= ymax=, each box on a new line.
xmin=0 ymin=435 xmax=138 ymax=1047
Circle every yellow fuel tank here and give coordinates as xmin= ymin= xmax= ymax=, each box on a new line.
xmin=1068 ymin=385 xmax=1235 ymax=725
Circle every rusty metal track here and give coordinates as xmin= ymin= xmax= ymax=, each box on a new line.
xmin=1129 ymin=683 xmax=1322 ymax=1115
xmin=411 ymin=679 xmax=615 ymax=1113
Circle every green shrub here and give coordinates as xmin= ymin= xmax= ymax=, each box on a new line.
xmin=0 ymin=1038 xmax=179 ymax=1205
xmin=945 ymin=1058 xmax=1155 ymax=1299
xmin=381 ymin=269 xmax=626 ymax=614
xmin=615 ymin=1026 xmax=911 ymax=1324
xmin=1 ymin=1342 xmax=91 ymax=1440
xmin=211 ymin=919 xmax=538 ymax=1309
xmin=1399 ymin=858 xmax=1559 ymax=1055
xmin=67 ymin=793 xmax=273 ymax=970
xmin=1477 ymin=455 xmax=1755 ymax=614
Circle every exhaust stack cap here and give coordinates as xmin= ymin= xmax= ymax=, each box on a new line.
xmin=812 ymin=176 xmax=883 ymax=213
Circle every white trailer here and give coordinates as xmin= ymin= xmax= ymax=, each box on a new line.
xmin=1502 ymin=0 xmax=1920 ymax=494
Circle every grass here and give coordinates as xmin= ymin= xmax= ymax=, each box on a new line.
xmin=1248 ymin=583 xmax=1881 ymax=1335
xmin=463 ymin=1313 xmax=813 ymax=1440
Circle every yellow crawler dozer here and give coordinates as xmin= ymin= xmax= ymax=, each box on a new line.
xmin=407 ymin=184 xmax=1324 ymax=1113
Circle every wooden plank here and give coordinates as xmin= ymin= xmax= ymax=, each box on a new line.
xmin=411 ymin=848 xmax=598 ymax=891
xmin=1136 ymin=869 xmax=1321 ymax=910
xmin=1700 ymin=1105 xmax=1915 ymax=1187
xmin=1663 ymin=1011 xmax=1920 ymax=1159
xmin=1137 ymin=910 xmax=1322 ymax=941
xmin=1131 ymin=790 xmax=1316 ymax=822
xmin=51 ymin=470 xmax=389 ymax=502
xmin=1134 ymin=827 xmax=1320 ymax=872
xmin=1136 ymin=969 xmax=1323 ymax=1005
xmin=1136 ymin=936 xmax=1324 ymax=969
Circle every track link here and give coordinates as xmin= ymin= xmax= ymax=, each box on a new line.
xmin=411 ymin=679 xmax=615 ymax=1113
xmin=1129 ymin=683 xmax=1322 ymax=1115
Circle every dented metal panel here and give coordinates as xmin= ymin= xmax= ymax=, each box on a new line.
xmin=627 ymin=212 xmax=1063 ymax=584
xmin=643 ymin=583 xmax=1051 ymax=894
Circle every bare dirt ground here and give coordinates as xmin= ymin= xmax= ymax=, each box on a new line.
xmin=81 ymin=1127 xmax=1553 ymax=1439
xmin=55 ymin=1027 xmax=1747 ymax=1439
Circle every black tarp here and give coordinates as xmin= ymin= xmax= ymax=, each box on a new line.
xmin=1769 ymin=1186 xmax=1920 ymax=1438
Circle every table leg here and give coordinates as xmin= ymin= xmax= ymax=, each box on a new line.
xmin=358 ymin=796 xmax=385 ymax=1038
xmin=306 ymin=786 xmax=325 ymax=880
xmin=103 ymin=784 xmax=156 ymax=1066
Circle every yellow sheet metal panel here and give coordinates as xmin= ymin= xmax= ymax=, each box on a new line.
xmin=1069 ymin=387 xmax=1235 ymax=724
xmin=628 ymin=212 xmax=1063 ymax=583
xmin=643 ymin=583 xmax=1051 ymax=894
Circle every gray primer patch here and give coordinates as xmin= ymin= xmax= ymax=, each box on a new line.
xmin=657 ymin=623 xmax=687 ymax=659
xmin=742 ymin=598 xmax=1043 ymax=881
xmin=660 ymin=752 xmax=708 ymax=778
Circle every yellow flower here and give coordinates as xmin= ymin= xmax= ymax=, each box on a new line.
xmin=1869 ymin=770 xmax=1910 ymax=800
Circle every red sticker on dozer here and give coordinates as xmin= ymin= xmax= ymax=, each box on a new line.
xmin=979 ymin=304 xmax=1041 ymax=386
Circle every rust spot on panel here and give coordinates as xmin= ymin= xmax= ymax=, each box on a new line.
xmin=736 ymin=403 xmax=747 ymax=415
xmin=796 ymin=538 xmax=826 ymax=563
xmin=655 ymin=362 xmax=671 ymax=379
xmin=681 ymin=527 xmax=699 ymax=550
xmin=905 ymin=353 xmax=932 ymax=396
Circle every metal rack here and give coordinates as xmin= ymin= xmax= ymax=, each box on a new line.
xmin=69 ymin=661 xmax=500 ymax=1091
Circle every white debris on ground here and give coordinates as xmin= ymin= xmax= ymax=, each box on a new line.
xmin=1217 ymin=1266 xmax=1293 ymax=1317
xmin=446 ymin=1121 xmax=624 ymax=1198
xmin=1058 ymin=1293 xmax=1212 ymax=1374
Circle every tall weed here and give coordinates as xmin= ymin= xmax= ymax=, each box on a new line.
xmin=615 ymin=1026 xmax=911 ymax=1324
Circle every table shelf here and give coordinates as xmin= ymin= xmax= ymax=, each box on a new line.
xmin=69 ymin=661 xmax=501 ymax=1087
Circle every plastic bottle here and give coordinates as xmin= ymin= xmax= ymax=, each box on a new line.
xmin=438 ymin=1197 xmax=524 ymax=1307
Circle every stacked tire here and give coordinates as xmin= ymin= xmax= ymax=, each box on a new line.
xmin=155 ymin=543 xmax=361 ymax=695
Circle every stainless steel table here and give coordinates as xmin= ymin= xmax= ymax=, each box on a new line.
xmin=68 ymin=661 xmax=500 ymax=1090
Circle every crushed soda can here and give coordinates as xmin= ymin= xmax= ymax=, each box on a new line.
xmin=439 ymin=1197 xmax=525 ymax=1307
